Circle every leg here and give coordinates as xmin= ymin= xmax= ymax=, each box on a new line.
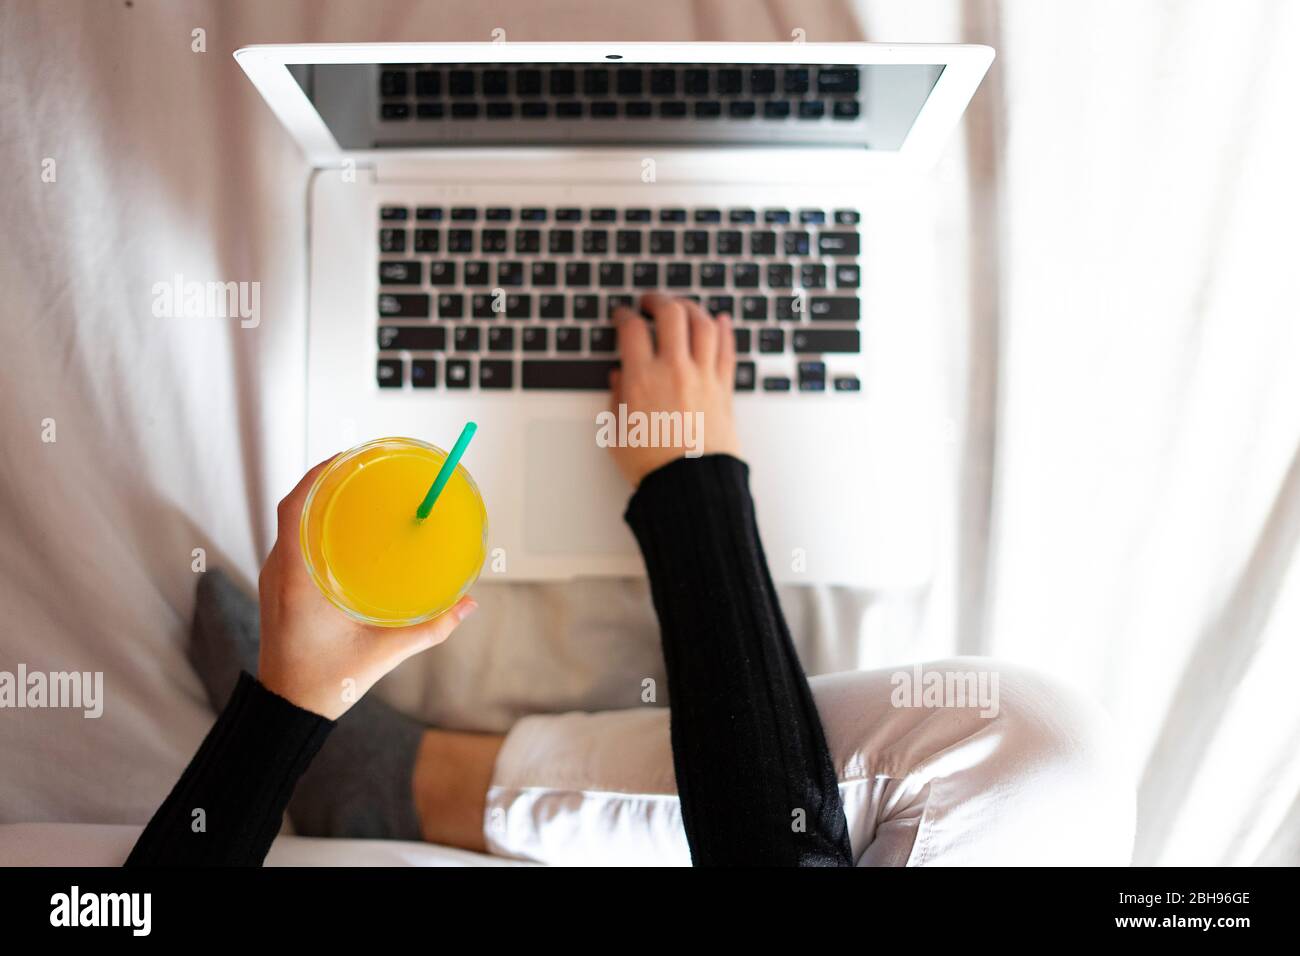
xmin=484 ymin=658 xmax=1136 ymax=866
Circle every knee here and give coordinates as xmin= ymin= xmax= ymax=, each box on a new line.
xmin=970 ymin=659 xmax=1137 ymax=864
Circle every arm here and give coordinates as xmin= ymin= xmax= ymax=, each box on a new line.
xmin=127 ymin=459 xmax=476 ymax=867
xmin=611 ymin=295 xmax=853 ymax=866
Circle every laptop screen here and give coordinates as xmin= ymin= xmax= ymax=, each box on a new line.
xmin=292 ymin=62 xmax=944 ymax=151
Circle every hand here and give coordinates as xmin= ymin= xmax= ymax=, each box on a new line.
xmin=256 ymin=458 xmax=477 ymax=720
xmin=608 ymin=293 xmax=742 ymax=487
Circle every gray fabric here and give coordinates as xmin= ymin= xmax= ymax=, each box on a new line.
xmin=190 ymin=570 xmax=424 ymax=841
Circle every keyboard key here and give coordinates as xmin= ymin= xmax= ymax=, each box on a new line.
xmin=378 ymin=293 xmax=430 ymax=318
xmin=583 ymin=230 xmax=609 ymax=254
xmin=538 ymin=294 xmax=565 ymax=319
xmin=625 ymin=208 xmax=653 ymax=222
xmin=417 ymin=103 xmax=444 ymax=119
xmin=799 ymin=209 xmax=827 ymax=225
xmin=583 ymin=68 xmax=610 ymax=96
xmin=666 ymin=263 xmax=692 ymax=287
xmin=598 ymin=262 xmax=625 ymax=287
xmin=729 ymin=208 xmax=757 ymax=224
xmin=410 ymin=359 xmax=437 ymax=388
xmin=706 ymin=295 xmax=735 ymax=316
xmin=446 ymin=229 xmax=473 ymax=253
xmin=509 ymin=228 xmax=539 ymax=254
xmin=833 ymin=100 xmax=861 ymax=120
xmin=744 ymin=296 xmax=770 ymax=321
xmin=485 ymin=207 xmax=513 ymax=222
xmin=835 ymin=264 xmax=861 ymax=288
xmin=659 ymin=208 xmax=687 ymax=223
xmin=471 ymin=294 xmax=495 ymax=319
xmin=572 ymin=294 xmax=598 ymax=319
xmin=556 ymin=101 xmax=582 ymax=118
xmin=549 ymin=229 xmax=576 ymax=254
xmin=415 ymin=207 xmax=443 ymax=221
xmin=767 ymin=264 xmax=794 ymax=288
xmin=834 ymin=375 xmax=861 ymax=392
xmin=834 ymin=209 xmax=861 ymax=224
xmin=413 ymin=229 xmax=439 ymax=253
xmin=481 ymin=229 xmax=508 ymax=253
xmin=733 ymin=264 xmax=760 ymax=288
xmin=450 ymin=207 xmax=478 ymax=221
xmin=521 ymin=207 xmax=548 ymax=221
xmin=764 ymin=208 xmax=791 ymax=224
xmin=522 ymin=359 xmax=619 ymax=390
xmin=488 ymin=327 xmax=515 ymax=352
xmin=817 ymin=67 xmax=860 ymax=94
xmin=798 ymin=100 xmax=826 ymax=119
xmin=379 ymin=228 xmax=407 ymax=252
xmin=606 ymin=294 xmax=634 ymax=316
xmin=381 ymin=103 xmax=410 ymax=121
xmin=715 ymin=230 xmax=743 ymax=255
xmin=379 ymin=326 xmax=446 ymax=351
xmin=450 ymin=102 xmax=478 ymax=119
xmin=717 ymin=69 xmax=742 ymax=95
xmin=758 ymin=328 xmax=784 ymax=352
xmin=463 ymin=261 xmax=490 ymax=285
xmin=617 ymin=68 xmax=644 ymax=95
xmin=660 ymin=100 xmax=688 ymax=118
xmin=377 ymin=358 xmax=403 ymax=387
xmin=437 ymin=293 xmax=465 ymax=319
xmin=762 ymin=376 xmax=792 ymax=392
xmin=649 ymin=230 xmax=676 ymax=254
xmin=809 ymin=297 xmax=860 ymax=322
xmin=479 ymin=359 xmax=513 ymax=389
xmin=531 ymin=262 xmax=557 ymax=286
xmin=818 ymin=232 xmax=860 ymax=256
xmin=749 ymin=69 xmax=776 ymax=95
xmin=792 ymin=329 xmax=860 ymax=353
xmin=784 ymin=231 xmax=811 ymax=255
xmin=590 ymin=327 xmax=617 ymax=352
xmin=482 ymin=70 xmax=509 ymax=97
xmin=505 ymin=293 xmax=531 ymax=319
xmin=735 ymin=361 xmax=756 ymax=391
xmin=763 ymin=100 xmax=791 ymax=119
xmin=517 ymin=70 xmax=543 ymax=97
xmin=380 ymin=71 xmax=408 ymax=97
xmin=448 ymin=70 xmax=474 ymax=96
xmin=683 ymin=231 xmax=709 ymax=255
xmin=445 ymin=358 xmax=471 ymax=388
xmin=633 ymin=262 xmax=660 ymax=287
xmin=684 ymin=69 xmax=710 ymax=95
xmin=550 ymin=69 xmax=576 ymax=96
xmin=699 ymin=263 xmax=726 ymax=287
xmin=694 ymin=101 xmax=722 ymax=118
xmin=378 ymin=261 xmax=421 ymax=285
xmin=454 ymin=326 xmax=481 ymax=352
xmin=616 ymin=230 xmax=642 ymax=254
xmin=650 ymin=69 xmax=676 ymax=95
xmin=555 ymin=327 xmax=583 ymax=352
xmin=728 ymin=101 xmax=756 ymax=118
xmin=733 ymin=329 xmax=752 ymax=352
xmin=486 ymin=103 xmax=514 ymax=119
xmin=429 ymin=261 xmax=457 ymax=285
xmin=556 ymin=207 xmax=583 ymax=222
xmin=784 ymin=68 xmax=810 ymax=94
xmin=497 ymin=262 xmax=524 ymax=286
xmin=751 ymin=231 xmax=777 ymax=255
xmin=775 ymin=295 xmax=801 ymax=321
xmin=798 ymin=360 xmax=827 ymax=391
xmin=800 ymin=264 xmax=828 ymax=288
xmin=522 ymin=327 xmax=549 ymax=352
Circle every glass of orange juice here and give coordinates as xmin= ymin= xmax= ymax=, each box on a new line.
xmin=300 ymin=437 xmax=488 ymax=627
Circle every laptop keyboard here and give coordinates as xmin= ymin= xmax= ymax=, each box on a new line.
xmin=376 ymin=64 xmax=862 ymax=123
xmin=376 ymin=204 xmax=863 ymax=393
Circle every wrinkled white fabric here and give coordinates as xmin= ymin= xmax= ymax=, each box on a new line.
xmin=485 ymin=659 xmax=1136 ymax=866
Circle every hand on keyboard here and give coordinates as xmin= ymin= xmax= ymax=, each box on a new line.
xmin=608 ymin=294 xmax=742 ymax=487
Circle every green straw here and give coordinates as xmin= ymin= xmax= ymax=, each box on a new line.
xmin=415 ymin=422 xmax=477 ymax=521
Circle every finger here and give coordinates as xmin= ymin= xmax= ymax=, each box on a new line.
xmin=276 ymin=455 xmax=338 ymax=542
xmin=385 ymin=595 xmax=479 ymax=664
xmin=715 ymin=311 xmax=737 ymax=386
xmin=614 ymin=306 xmax=653 ymax=370
xmin=682 ymin=298 xmax=718 ymax=370
xmin=609 ymin=368 xmax=623 ymax=406
xmin=643 ymin=293 xmax=688 ymax=363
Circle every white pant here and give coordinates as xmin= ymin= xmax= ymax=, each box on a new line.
xmin=484 ymin=658 xmax=1136 ymax=866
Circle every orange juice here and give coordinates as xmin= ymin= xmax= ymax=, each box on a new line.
xmin=300 ymin=438 xmax=487 ymax=626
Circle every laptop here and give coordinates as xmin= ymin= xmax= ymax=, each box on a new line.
xmin=235 ymin=41 xmax=993 ymax=585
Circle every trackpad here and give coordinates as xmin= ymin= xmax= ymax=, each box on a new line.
xmin=524 ymin=420 xmax=637 ymax=556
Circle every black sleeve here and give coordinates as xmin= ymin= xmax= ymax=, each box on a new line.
xmin=125 ymin=671 xmax=334 ymax=867
xmin=624 ymin=454 xmax=853 ymax=866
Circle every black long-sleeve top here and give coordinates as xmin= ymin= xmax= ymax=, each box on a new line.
xmin=127 ymin=454 xmax=852 ymax=867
